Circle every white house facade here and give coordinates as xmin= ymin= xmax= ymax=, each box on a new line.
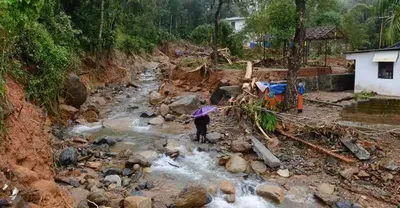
xmin=346 ymin=48 xmax=400 ymax=96
xmin=224 ymin=17 xmax=246 ymax=33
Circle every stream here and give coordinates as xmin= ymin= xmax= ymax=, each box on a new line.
xmin=69 ymin=66 xmax=318 ymax=208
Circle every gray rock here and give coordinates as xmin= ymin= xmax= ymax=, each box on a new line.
xmin=140 ymin=111 xmax=156 ymax=118
xmin=341 ymin=137 xmax=370 ymax=160
xmin=317 ymin=183 xmax=335 ymax=195
xmin=77 ymin=200 xmax=89 ymax=208
xmin=340 ymin=167 xmax=359 ymax=180
xmin=87 ymin=190 xmax=109 ymax=206
xmin=104 ymin=175 xmax=122 ymax=187
xmin=102 ymin=167 xmax=122 ymax=176
xmin=154 ymin=139 xmax=167 ymax=150
xmin=256 ymin=184 xmax=285 ymax=204
xmin=251 ymin=136 xmax=281 ymax=168
xmin=122 ymin=168 xmax=134 ymax=177
xmin=94 ymin=136 xmax=116 ymax=146
xmin=251 ymin=161 xmax=267 ymax=174
xmin=335 ymin=200 xmax=353 ymax=208
xmin=174 ymin=184 xmax=212 ymax=207
xmin=59 ymin=147 xmax=78 ymax=166
xmin=122 ymin=177 xmax=131 ymax=187
xmin=148 ymin=116 xmax=165 ymax=125
xmin=64 ymin=73 xmax=87 ymax=108
xmin=380 ymin=158 xmax=399 ymax=171
xmin=169 ymin=95 xmax=201 ymax=115
xmin=207 ymin=132 xmax=222 ymax=143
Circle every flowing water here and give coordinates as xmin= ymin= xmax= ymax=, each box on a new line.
xmin=69 ymin=67 xmax=317 ymax=208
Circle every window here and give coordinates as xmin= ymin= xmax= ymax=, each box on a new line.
xmin=231 ymin=21 xmax=235 ymax=29
xmin=378 ymin=62 xmax=394 ymax=79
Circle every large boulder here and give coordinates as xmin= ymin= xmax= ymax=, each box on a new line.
xmin=65 ymin=73 xmax=87 ymax=108
xmin=210 ymin=80 xmax=230 ymax=105
xmin=149 ymin=91 xmax=162 ymax=105
xmin=174 ymin=184 xmax=212 ymax=208
xmin=60 ymin=104 xmax=79 ymax=121
xmin=169 ymin=95 xmax=201 ymax=115
xmin=125 ymin=153 xmax=152 ymax=168
xmin=231 ymin=140 xmax=252 ymax=153
xmin=207 ymin=132 xmax=222 ymax=143
xmin=256 ymin=184 xmax=285 ymax=204
xmin=225 ymin=155 xmax=247 ymax=173
xmin=59 ymin=147 xmax=78 ymax=166
xmin=124 ymin=196 xmax=152 ymax=208
xmin=148 ymin=116 xmax=165 ymax=125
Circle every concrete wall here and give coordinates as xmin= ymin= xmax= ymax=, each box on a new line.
xmin=346 ymin=51 xmax=400 ymax=96
xmin=301 ymin=74 xmax=355 ymax=92
xmin=341 ymin=97 xmax=400 ymax=124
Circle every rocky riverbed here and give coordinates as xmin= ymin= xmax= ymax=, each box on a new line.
xmin=49 ymin=56 xmax=400 ymax=208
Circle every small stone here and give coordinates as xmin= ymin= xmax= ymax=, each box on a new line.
xmin=122 ymin=168 xmax=134 ymax=177
xmin=133 ymin=164 xmax=141 ymax=171
xmin=160 ymin=104 xmax=169 ymax=116
xmin=140 ymin=111 xmax=156 ymax=118
xmin=59 ymin=147 xmax=78 ymax=166
xmin=335 ymin=200 xmax=352 ymax=208
xmin=108 ymin=183 xmax=117 ymax=190
xmin=126 ymin=154 xmax=151 ymax=168
xmin=317 ymin=183 xmax=335 ymax=195
xmin=149 ymin=91 xmax=163 ymax=105
xmin=165 ymin=114 xmax=176 ymax=121
xmin=94 ymin=136 xmax=116 ymax=146
xmin=256 ymin=184 xmax=285 ymax=204
xmin=137 ymin=151 xmax=158 ymax=162
xmin=87 ymin=190 xmax=109 ymax=206
xmin=250 ymin=161 xmax=267 ymax=174
xmin=219 ymin=180 xmax=236 ymax=194
xmin=154 ymin=139 xmax=168 ymax=150
xmin=314 ymin=192 xmax=341 ymax=206
xmin=122 ymin=177 xmax=131 ymax=187
xmin=277 ymin=169 xmax=290 ymax=178
xmin=224 ymin=194 xmax=236 ymax=203
xmin=104 ymin=175 xmax=121 ymax=187
xmin=124 ymin=196 xmax=152 ymax=208
xmin=380 ymin=159 xmax=399 ymax=171
xmin=340 ymin=167 xmax=359 ymax=180
xmin=146 ymin=181 xmax=154 ymax=190
xmin=148 ymin=116 xmax=165 ymax=125
xmin=102 ymin=168 xmax=122 ymax=176
xmin=357 ymin=170 xmax=370 ymax=178
xmin=86 ymin=161 xmax=102 ymax=170
xmin=174 ymin=183 xmax=212 ymax=208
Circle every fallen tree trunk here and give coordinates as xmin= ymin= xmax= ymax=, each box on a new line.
xmin=277 ymin=130 xmax=357 ymax=163
xmin=242 ymin=61 xmax=252 ymax=91
xmin=304 ymin=98 xmax=343 ymax=107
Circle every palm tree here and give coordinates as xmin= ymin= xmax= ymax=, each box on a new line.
xmin=378 ymin=0 xmax=400 ymax=44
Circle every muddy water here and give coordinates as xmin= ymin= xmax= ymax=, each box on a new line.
xmin=70 ymin=68 xmax=317 ymax=208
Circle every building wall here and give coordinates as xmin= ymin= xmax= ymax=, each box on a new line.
xmin=233 ymin=19 xmax=245 ymax=32
xmin=347 ymin=51 xmax=400 ymax=96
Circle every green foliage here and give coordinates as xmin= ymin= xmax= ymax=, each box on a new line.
xmin=355 ymin=91 xmax=377 ymax=100
xmin=21 ymin=22 xmax=70 ymax=108
xmin=267 ymin=0 xmax=297 ymax=41
xmin=227 ymin=32 xmax=245 ymax=56
xmin=244 ymin=99 xmax=278 ymax=132
xmin=342 ymin=4 xmax=379 ymax=50
xmin=190 ymin=24 xmax=213 ymax=45
xmin=378 ymin=0 xmax=400 ymax=44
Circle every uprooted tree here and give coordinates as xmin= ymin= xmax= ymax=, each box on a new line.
xmin=283 ymin=0 xmax=306 ymax=110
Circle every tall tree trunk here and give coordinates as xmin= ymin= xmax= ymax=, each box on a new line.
xmin=213 ymin=0 xmax=224 ymax=65
xmin=98 ymin=0 xmax=105 ymax=50
xmin=283 ymin=0 xmax=306 ymax=110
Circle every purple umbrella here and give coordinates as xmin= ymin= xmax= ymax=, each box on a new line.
xmin=192 ymin=106 xmax=218 ymax=118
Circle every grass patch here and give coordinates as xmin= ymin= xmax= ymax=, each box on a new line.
xmin=355 ymin=91 xmax=376 ymax=100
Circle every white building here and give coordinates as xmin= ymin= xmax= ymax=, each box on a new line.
xmin=346 ymin=46 xmax=400 ymax=96
xmin=224 ymin=17 xmax=246 ymax=33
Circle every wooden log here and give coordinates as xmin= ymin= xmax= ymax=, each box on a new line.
xmin=277 ymin=130 xmax=357 ymax=163
xmin=304 ymin=98 xmax=343 ymax=107
xmin=244 ymin=61 xmax=252 ymax=79
xmin=188 ymin=63 xmax=206 ymax=73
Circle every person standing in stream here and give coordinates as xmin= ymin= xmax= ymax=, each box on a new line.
xmin=194 ymin=115 xmax=210 ymax=143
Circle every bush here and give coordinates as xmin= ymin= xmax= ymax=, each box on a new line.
xmin=118 ymin=35 xmax=155 ymax=54
xmin=157 ymin=29 xmax=177 ymax=45
xmin=227 ymin=33 xmax=245 ymax=57
xmin=20 ymin=22 xmax=71 ymax=110
xmin=190 ymin=24 xmax=213 ymax=45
